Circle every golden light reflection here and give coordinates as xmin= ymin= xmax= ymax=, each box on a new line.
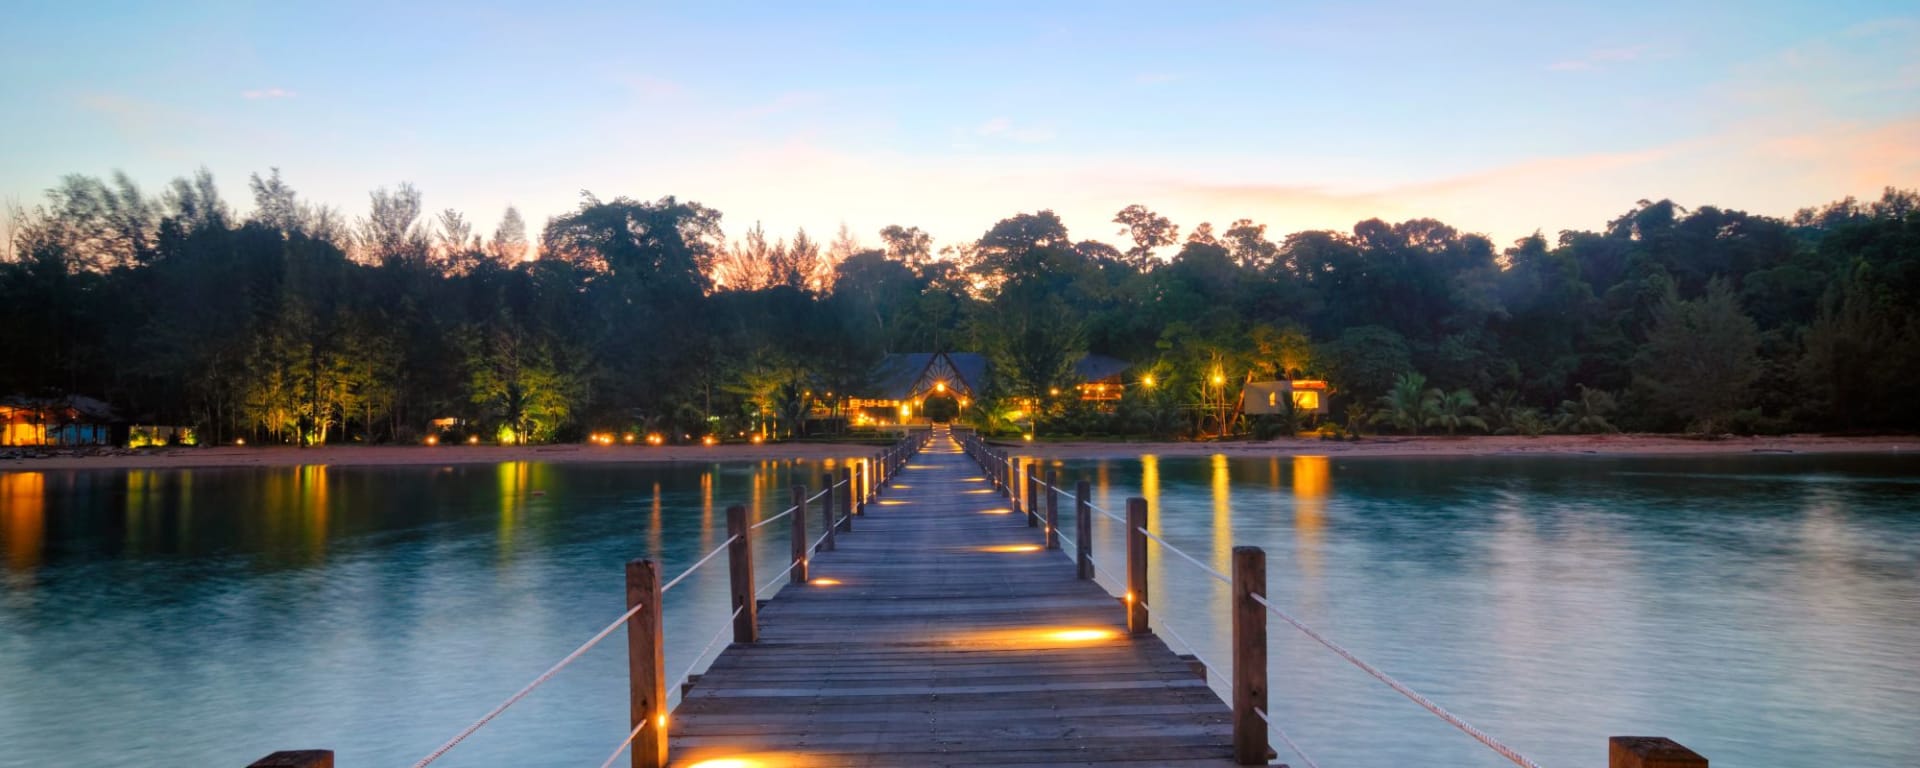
xmin=1 ymin=471 xmax=46 ymax=572
xmin=498 ymin=462 xmax=528 ymax=554
xmin=1046 ymin=628 xmax=1118 ymax=642
xmin=811 ymin=578 xmax=842 ymax=586
xmin=687 ymin=759 xmax=763 ymax=768
xmin=964 ymin=488 xmax=992 ymax=495
xmin=963 ymin=626 xmax=1123 ymax=646
xmin=978 ymin=544 xmax=1041 ymax=553
xmin=1292 ymin=456 xmax=1329 ymax=576
xmin=965 ymin=476 xmax=985 ymax=482
xmin=981 ymin=508 xmax=1013 ymax=515
xmin=1211 ymin=454 xmax=1232 ymax=572
xmin=877 ymin=499 xmax=907 ymax=506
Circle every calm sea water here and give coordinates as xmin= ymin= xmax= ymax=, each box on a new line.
xmin=2 ymin=452 xmax=1917 ymax=767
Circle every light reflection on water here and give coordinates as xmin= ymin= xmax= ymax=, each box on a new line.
xmin=0 ymin=458 xmax=859 ymax=767
xmin=1047 ymin=452 xmax=1920 ymax=768
xmin=1 ymin=453 xmax=1916 ymax=767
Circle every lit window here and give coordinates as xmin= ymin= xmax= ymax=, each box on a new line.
xmin=1292 ymin=391 xmax=1320 ymax=410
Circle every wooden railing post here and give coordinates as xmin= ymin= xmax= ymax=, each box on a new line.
xmin=790 ymin=485 xmax=809 ymax=584
xmin=248 ymin=751 xmax=332 ymax=767
xmin=841 ymin=467 xmax=855 ymax=530
xmin=1075 ymin=480 xmax=1092 ymax=580
xmin=626 ymin=559 xmax=667 ymax=768
xmin=1025 ymin=466 xmax=1039 ymax=528
xmin=726 ymin=505 xmax=757 ymax=642
xmin=1610 ymin=737 xmax=1707 ymax=768
xmin=1044 ymin=469 xmax=1060 ymax=550
xmin=820 ymin=474 xmax=836 ymax=552
xmin=853 ymin=463 xmax=866 ymax=514
xmin=1126 ymin=497 xmax=1149 ymax=635
xmin=1232 ymin=547 xmax=1269 ymax=765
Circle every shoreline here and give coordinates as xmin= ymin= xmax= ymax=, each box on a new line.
xmin=0 ymin=434 xmax=1911 ymax=471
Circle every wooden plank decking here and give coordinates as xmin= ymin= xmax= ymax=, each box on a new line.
xmin=667 ymin=428 xmax=1239 ymax=767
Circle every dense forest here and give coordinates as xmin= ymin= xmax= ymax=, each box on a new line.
xmin=2 ymin=167 xmax=1916 ymax=445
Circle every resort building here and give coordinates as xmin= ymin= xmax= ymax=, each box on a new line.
xmin=1241 ymin=379 xmax=1331 ymax=417
xmin=841 ymin=352 xmax=1136 ymax=425
xmin=0 ymin=395 xmax=118 ymax=447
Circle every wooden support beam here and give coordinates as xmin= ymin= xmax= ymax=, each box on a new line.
xmin=1075 ymin=480 xmax=1092 ymax=580
xmin=819 ymin=473 xmax=836 ymax=551
xmin=727 ymin=505 xmax=757 ymax=643
xmin=1044 ymin=469 xmax=1060 ymax=550
xmin=1026 ymin=466 xmax=1039 ymax=528
xmin=1610 ymin=737 xmax=1708 ymax=768
xmin=790 ymin=484 xmax=809 ymax=584
xmin=1126 ymin=497 xmax=1149 ymax=635
xmin=1232 ymin=546 xmax=1269 ymax=765
xmin=626 ymin=559 xmax=666 ymax=768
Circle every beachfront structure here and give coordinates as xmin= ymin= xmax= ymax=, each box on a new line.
xmin=0 ymin=395 xmax=117 ymax=447
xmin=841 ymin=351 xmax=1136 ymax=425
xmin=1241 ymin=379 xmax=1331 ymax=416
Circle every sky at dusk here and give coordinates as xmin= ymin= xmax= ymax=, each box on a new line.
xmin=3 ymin=0 xmax=1917 ymax=254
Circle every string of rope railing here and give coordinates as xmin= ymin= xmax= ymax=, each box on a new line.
xmin=409 ymin=599 xmax=649 ymax=768
xmin=748 ymin=504 xmax=799 ymax=530
xmin=666 ymin=604 xmax=747 ymax=713
xmin=594 ymin=717 xmax=649 ymax=768
xmin=659 ymin=534 xmax=740 ymax=595
xmin=1136 ymin=526 xmax=1233 ymax=587
xmin=1249 ymin=591 xmax=1543 ymax=768
xmin=1253 ymin=706 xmax=1324 ymax=768
xmin=806 ymin=487 xmax=831 ymax=504
xmin=1084 ymin=498 xmax=1127 ymax=524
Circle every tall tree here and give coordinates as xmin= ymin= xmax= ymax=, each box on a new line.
xmin=1113 ymin=204 xmax=1178 ymax=270
xmin=1632 ymin=278 xmax=1761 ymax=433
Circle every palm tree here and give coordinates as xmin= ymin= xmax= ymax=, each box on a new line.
xmin=1556 ymin=385 xmax=1619 ymax=434
xmin=1371 ymin=372 xmax=1437 ymax=434
xmin=1425 ymin=389 xmax=1488 ymax=435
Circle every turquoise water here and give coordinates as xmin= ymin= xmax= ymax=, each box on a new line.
xmin=2 ymin=452 xmax=1917 ymax=767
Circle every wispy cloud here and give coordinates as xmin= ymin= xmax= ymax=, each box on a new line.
xmin=975 ymin=116 xmax=1055 ymax=143
xmin=1549 ymin=46 xmax=1649 ymax=72
xmin=242 ymin=87 xmax=295 ymax=100
xmin=621 ymin=75 xmax=681 ymax=99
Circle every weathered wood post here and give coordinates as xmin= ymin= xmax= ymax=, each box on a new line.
xmin=1610 ymin=737 xmax=1707 ymax=768
xmin=1232 ymin=546 xmax=1269 ymax=765
xmin=790 ymin=485 xmax=809 ymax=584
xmin=853 ymin=463 xmax=866 ymax=514
xmin=820 ymin=474 xmax=836 ymax=552
xmin=248 ymin=751 xmax=332 ymax=767
xmin=1126 ymin=497 xmax=1149 ymax=634
xmin=727 ymin=505 xmax=757 ymax=642
xmin=1044 ymin=469 xmax=1061 ymax=550
xmin=1075 ymin=480 xmax=1092 ymax=580
xmin=1026 ymin=466 xmax=1040 ymax=528
xmin=626 ymin=558 xmax=667 ymax=768
xmin=841 ymin=467 xmax=855 ymax=531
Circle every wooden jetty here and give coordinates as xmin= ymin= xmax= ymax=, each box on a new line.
xmin=249 ymin=426 xmax=1710 ymax=768
xmin=666 ymin=427 xmax=1237 ymax=767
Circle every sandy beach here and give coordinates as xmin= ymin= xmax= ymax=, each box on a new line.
xmin=1 ymin=434 xmax=1911 ymax=471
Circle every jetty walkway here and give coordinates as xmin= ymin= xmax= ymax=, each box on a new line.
xmin=248 ymin=425 xmax=1708 ymax=768
xmin=666 ymin=426 xmax=1237 ymax=766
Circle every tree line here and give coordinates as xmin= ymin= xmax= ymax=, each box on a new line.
xmin=2 ymin=167 xmax=1915 ymax=444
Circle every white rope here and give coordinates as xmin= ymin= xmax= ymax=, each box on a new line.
xmin=1254 ymin=706 xmax=1324 ymax=768
xmin=410 ymin=600 xmax=646 ymax=767
xmin=749 ymin=504 xmax=799 ymax=530
xmin=1136 ymin=527 xmax=1232 ymax=587
xmin=1135 ymin=598 xmax=1230 ymax=692
xmin=1084 ymin=499 xmax=1126 ymax=524
xmin=668 ymin=604 xmax=746 ymax=709
xmin=757 ymin=557 xmax=802 ymax=598
xmin=1249 ymin=593 xmax=1542 ymax=768
xmin=594 ymin=717 xmax=649 ymax=768
xmin=660 ymin=535 xmax=739 ymax=594
xmin=806 ymin=488 xmax=831 ymax=504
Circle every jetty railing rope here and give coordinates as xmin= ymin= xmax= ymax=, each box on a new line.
xmin=305 ymin=430 xmax=926 ymax=768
